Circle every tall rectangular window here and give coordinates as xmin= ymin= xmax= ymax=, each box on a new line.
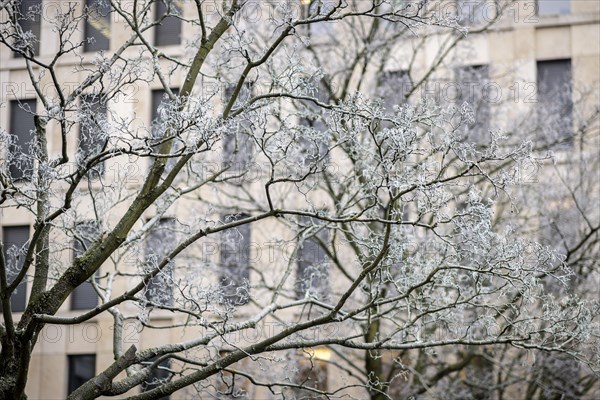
xmin=151 ymin=89 xmax=180 ymax=172
xmin=295 ymin=217 xmax=329 ymax=300
xmin=537 ymin=0 xmax=570 ymax=16
xmin=14 ymin=0 xmax=41 ymax=57
xmin=455 ymin=64 xmax=491 ymax=144
xmin=2 ymin=226 xmax=30 ymax=313
xmin=537 ymin=59 xmax=573 ymax=148
xmin=141 ymin=356 xmax=172 ymax=399
xmin=377 ymin=70 xmax=412 ymax=110
xmin=154 ymin=0 xmax=182 ymax=46
xmin=9 ymin=99 xmax=36 ymax=181
xmin=84 ymin=0 xmax=110 ymax=52
xmin=296 ymin=79 xmax=330 ymax=168
xmin=78 ymin=94 xmax=108 ymax=178
xmin=296 ymin=121 xmax=329 ymax=168
xmin=222 ymin=84 xmax=254 ymax=171
xmin=539 ymin=204 xmax=577 ymax=254
xmin=144 ymin=218 xmax=176 ymax=306
xmin=68 ymin=354 xmax=96 ymax=395
xmin=71 ymin=221 xmax=100 ymax=310
xmin=220 ymin=214 xmax=251 ymax=305
xmin=151 ymin=89 xmax=167 ymax=151
xmin=151 ymin=89 xmax=180 ymax=144
xmin=222 ymin=124 xmax=253 ymax=171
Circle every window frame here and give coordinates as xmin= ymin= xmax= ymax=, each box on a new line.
xmin=83 ymin=0 xmax=111 ymax=52
xmin=295 ymin=78 xmax=331 ymax=168
xmin=222 ymin=84 xmax=254 ymax=171
xmin=453 ymin=64 xmax=492 ymax=145
xmin=536 ymin=0 xmax=570 ymax=16
xmin=71 ymin=221 xmax=100 ymax=310
xmin=2 ymin=225 xmax=30 ymax=313
xmin=78 ymin=93 xmax=108 ymax=178
xmin=536 ymin=58 xmax=574 ymax=149
xmin=377 ymin=70 xmax=412 ymax=110
xmin=154 ymin=0 xmax=183 ymax=47
xmin=150 ymin=88 xmax=180 ymax=172
xmin=219 ymin=213 xmax=251 ymax=305
xmin=13 ymin=0 xmax=42 ymax=57
xmin=144 ymin=217 xmax=177 ymax=307
xmin=455 ymin=0 xmax=495 ymax=26
xmin=141 ymin=356 xmax=172 ymax=399
xmin=8 ymin=98 xmax=37 ymax=182
xmin=295 ymin=215 xmax=330 ymax=300
xmin=67 ymin=354 xmax=96 ymax=395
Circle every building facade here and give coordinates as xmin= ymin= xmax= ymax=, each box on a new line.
xmin=1 ymin=0 xmax=599 ymax=399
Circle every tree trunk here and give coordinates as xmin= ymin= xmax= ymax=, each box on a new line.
xmin=0 ymin=336 xmax=32 ymax=400
xmin=365 ymin=318 xmax=387 ymax=400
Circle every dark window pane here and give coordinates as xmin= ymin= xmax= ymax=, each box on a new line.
xmin=2 ymin=225 xmax=30 ymax=312
xmin=151 ymin=90 xmax=167 ymax=124
xmin=537 ymin=0 xmax=570 ymax=16
xmin=151 ymin=89 xmax=180 ymax=142
xmin=377 ymin=70 xmax=412 ymax=109
xmin=154 ymin=0 xmax=182 ymax=46
xmin=220 ymin=214 xmax=251 ymax=305
xmin=9 ymin=99 xmax=36 ymax=181
xmin=222 ymin=84 xmax=254 ymax=171
xmin=68 ymin=354 xmax=96 ymax=395
xmin=151 ymin=89 xmax=166 ymax=153
xmin=223 ymin=83 xmax=253 ymax=109
xmin=537 ymin=59 xmax=573 ymax=147
xmin=151 ymin=89 xmax=180 ymax=172
xmin=144 ymin=218 xmax=176 ymax=306
xmin=84 ymin=0 xmax=110 ymax=52
xmin=455 ymin=64 xmax=491 ymax=144
xmin=298 ymin=81 xmax=329 ymax=167
xmin=141 ymin=356 xmax=172 ymax=399
xmin=457 ymin=0 xmax=490 ymax=25
xmin=222 ymin=128 xmax=253 ymax=171
xmin=295 ymin=217 xmax=329 ymax=300
xmin=79 ymin=94 xmax=108 ymax=178
xmin=14 ymin=0 xmax=41 ymax=57
xmin=70 ymin=278 xmax=99 ymax=310
xmin=538 ymin=203 xmax=579 ymax=286
xmin=73 ymin=221 xmax=99 ymax=258
xmin=71 ymin=221 xmax=100 ymax=310
xmin=297 ymin=120 xmax=329 ymax=168
xmin=296 ymin=80 xmax=330 ymax=168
